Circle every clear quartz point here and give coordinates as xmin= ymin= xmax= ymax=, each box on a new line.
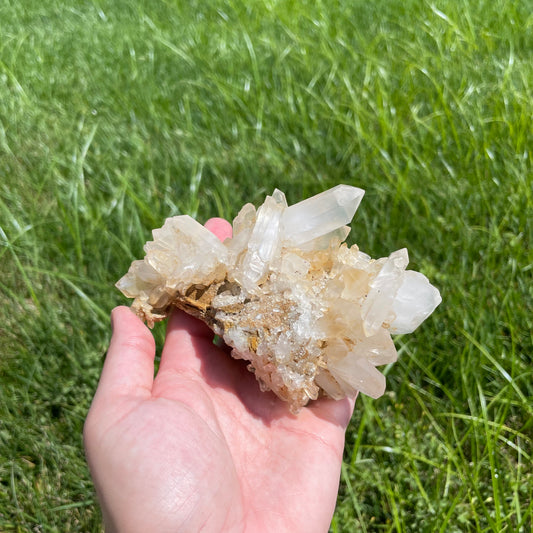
xmin=237 ymin=191 xmax=286 ymax=292
xmin=281 ymin=184 xmax=364 ymax=246
xmin=389 ymin=271 xmax=442 ymax=334
xmin=361 ymin=248 xmax=409 ymax=337
xmin=116 ymin=184 xmax=441 ymax=413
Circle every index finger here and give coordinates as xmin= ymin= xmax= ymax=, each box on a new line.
xmin=204 ymin=217 xmax=233 ymax=241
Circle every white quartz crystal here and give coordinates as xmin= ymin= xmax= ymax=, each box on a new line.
xmin=116 ymin=185 xmax=441 ymax=412
xmin=281 ymin=184 xmax=364 ymax=246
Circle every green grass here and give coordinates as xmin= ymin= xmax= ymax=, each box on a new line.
xmin=1 ymin=0 xmax=531 ymax=530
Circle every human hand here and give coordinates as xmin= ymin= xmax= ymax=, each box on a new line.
xmin=84 ymin=218 xmax=356 ymax=533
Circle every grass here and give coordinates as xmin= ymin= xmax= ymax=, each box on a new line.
xmin=0 ymin=0 xmax=531 ymax=530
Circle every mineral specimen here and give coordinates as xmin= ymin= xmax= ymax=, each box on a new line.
xmin=116 ymin=185 xmax=441 ymax=412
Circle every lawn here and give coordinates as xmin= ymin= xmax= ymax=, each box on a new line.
xmin=0 ymin=0 xmax=531 ymax=531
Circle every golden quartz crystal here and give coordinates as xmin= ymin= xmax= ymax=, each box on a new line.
xmin=116 ymin=185 xmax=441 ymax=413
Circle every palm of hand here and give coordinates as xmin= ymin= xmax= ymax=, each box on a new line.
xmin=84 ymin=220 xmax=355 ymax=533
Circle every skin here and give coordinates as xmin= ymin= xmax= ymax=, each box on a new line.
xmin=84 ymin=217 xmax=356 ymax=533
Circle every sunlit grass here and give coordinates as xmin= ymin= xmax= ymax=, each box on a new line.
xmin=1 ymin=0 xmax=531 ymax=531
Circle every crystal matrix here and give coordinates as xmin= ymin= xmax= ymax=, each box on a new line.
xmin=116 ymin=185 xmax=441 ymax=412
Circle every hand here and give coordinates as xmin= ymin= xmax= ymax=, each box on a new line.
xmin=84 ymin=217 xmax=356 ymax=533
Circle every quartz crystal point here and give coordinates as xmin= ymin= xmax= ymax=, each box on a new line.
xmin=116 ymin=185 xmax=441 ymax=413
xmin=281 ymin=184 xmax=364 ymax=246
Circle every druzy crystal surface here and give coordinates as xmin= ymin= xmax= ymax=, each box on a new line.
xmin=116 ymin=185 xmax=441 ymax=412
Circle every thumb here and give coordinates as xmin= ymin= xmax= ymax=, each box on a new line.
xmin=94 ymin=306 xmax=156 ymax=401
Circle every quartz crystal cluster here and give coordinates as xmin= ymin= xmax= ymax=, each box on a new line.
xmin=116 ymin=185 xmax=441 ymax=412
